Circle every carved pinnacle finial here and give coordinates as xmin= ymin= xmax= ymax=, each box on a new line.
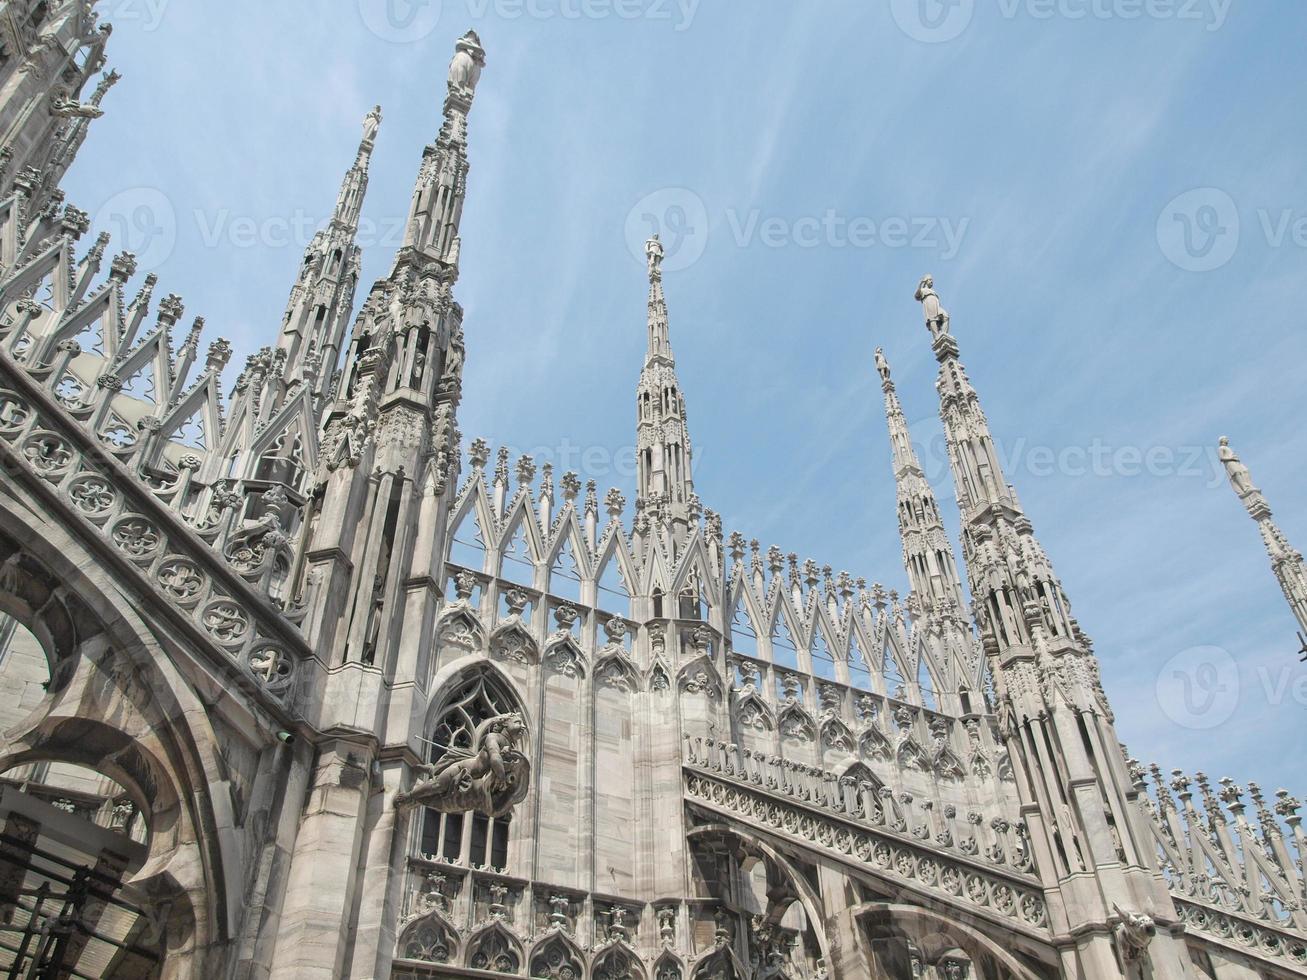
xmin=361 ymin=104 xmax=382 ymax=148
xmin=645 ymin=235 xmax=665 ymax=279
xmin=447 ymin=29 xmax=486 ymax=98
xmin=914 ymin=273 xmax=950 ymax=341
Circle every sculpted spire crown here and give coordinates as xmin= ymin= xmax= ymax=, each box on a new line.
xmin=1218 ymin=436 xmax=1257 ymax=500
xmin=361 ymin=105 xmax=382 ymax=148
xmin=646 ymin=235 xmax=665 ymax=277
xmin=915 ymin=274 xmax=950 ymax=341
xmin=875 ymin=346 xmax=892 ymax=386
xmin=448 ymin=30 xmax=486 ymax=97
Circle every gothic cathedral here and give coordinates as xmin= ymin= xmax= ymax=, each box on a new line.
xmin=0 ymin=6 xmax=1302 ymax=979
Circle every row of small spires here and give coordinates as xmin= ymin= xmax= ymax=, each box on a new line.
xmin=1129 ymin=759 xmax=1302 ymax=838
xmin=2 ymin=208 xmax=236 ymax=398
xmin=461 ymin=437 xmax=961 ymax=623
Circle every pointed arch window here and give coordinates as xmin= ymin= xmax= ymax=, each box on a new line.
xmin=729 ymin=604 xmax=757 ymax=658
xmin=419 ymin=672 xmax=522 ymax=871
xmin=917 ymin=658 xmax=938 ymax=711
xmin=847 ymin=633 xmax=872 ymax=692
xmin=811 ymin=626 xmax=838 ymax=681
xmin=448 ymin=506 xmax=488 ymax=573
xmin=772 ymin=618 xmax=800 ymax=672
xmin=549 ymin=537 xmax=583 ymax=604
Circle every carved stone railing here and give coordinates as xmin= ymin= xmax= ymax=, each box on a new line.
xmin=1128 ymin=761 xmax=1307 ymax=973
xmin=685 ymin=734 xmax=1034 ymax=875
xmin=0 ymin=347 xmax=311 ymax=710
xmin=1174 ymin=898 xmax=1307 ymax=971
xmin=683 ymin=751 xmax=1050 ymax=941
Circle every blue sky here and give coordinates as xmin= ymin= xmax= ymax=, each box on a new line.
xmin=69 ymin=1 xmax=1307 ymax=798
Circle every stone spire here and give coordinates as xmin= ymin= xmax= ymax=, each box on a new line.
xmin=636 ymin=235 xmax=695 ymax=527
xmin=327 ymin=30 xmax=484 ymax=417
xmin=308 ymin=30 xmax=487 ymax=691
xmin=919 ymin=275 xmax=1192 ymax=977
xmin=1219 ymin=436 xmax=1307 ymax=641
xmin=876 ymin=347 xmax=966 ymax=617
xmin=275 ymin=105 xmax=378 ymax=404
xmin=398 ymin=28 xmax=485 ymax=265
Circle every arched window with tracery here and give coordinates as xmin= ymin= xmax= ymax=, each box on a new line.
xmin=418 ymin=671 xmax=522 ymax=872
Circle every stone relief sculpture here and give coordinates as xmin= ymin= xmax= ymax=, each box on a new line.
xmin=395 ymin=712 xmax=529 ymax=818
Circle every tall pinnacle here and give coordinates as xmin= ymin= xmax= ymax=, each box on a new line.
xmin=636 ymin=236 xmax=695 ymax=522
xmin=918 ymin=273 xmax=1080 ymax=656
xmin=328 ymin=29 xmax=484 ymax=421
xmin=334 ymin=105 xmax=381 ymax=231
xmin=275 ymin=105 xmax=379 ymax=404
xmin=875 ymin=347 xmax=966 ymax=617
xmin=646 ymin=234 xmax=672 ymax=363
xmin=399 ymin=29 xmax=485 ymax=265
xmin=1219 ymin=436 xmax=1307 ymax=642
xmin=915 ymin=275 xmax=1192 ymax=972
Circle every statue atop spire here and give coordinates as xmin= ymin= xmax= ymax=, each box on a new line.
xmin=646 ymin=234 xmax=665 ymax=276
xmin=362 ymin=105 xmax=382 ymax=147
xmin=1217 ymin=436 xmax=1307 ymax=650
xmin=1219 ymin=436 xmax=1256 ymax=498
xmin=875 ymin=346 xmax=891 ymax=384
xmin=635 ymin=235 xmax=693 ymax=525
xmin=915 ymin=274 xmax=950 ymax=339
xmin=448 ymin=30 xmax=486 ymax=95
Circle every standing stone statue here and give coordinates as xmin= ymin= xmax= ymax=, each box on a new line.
xmin=448 ymin=30 xmax=486 ymax=95
xmin=1218 ymin=436 xmax=1255 ymax=496
xmin=874 ymin=346 xmax=890 ymax=382
xmin=362 ymin=104 xmax=382 ymax=145
xmin=915 ymin=274 xmax=950 ymax=339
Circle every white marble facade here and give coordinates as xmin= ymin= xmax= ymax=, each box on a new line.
xmin=0 ymin=6 xmax=1302 ymax=979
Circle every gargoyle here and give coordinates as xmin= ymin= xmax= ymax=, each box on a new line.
xmin=1113 ymin=904 xmax=1155 ymax=964
xmin=395 ymin=713 xmax=529 ymax=818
